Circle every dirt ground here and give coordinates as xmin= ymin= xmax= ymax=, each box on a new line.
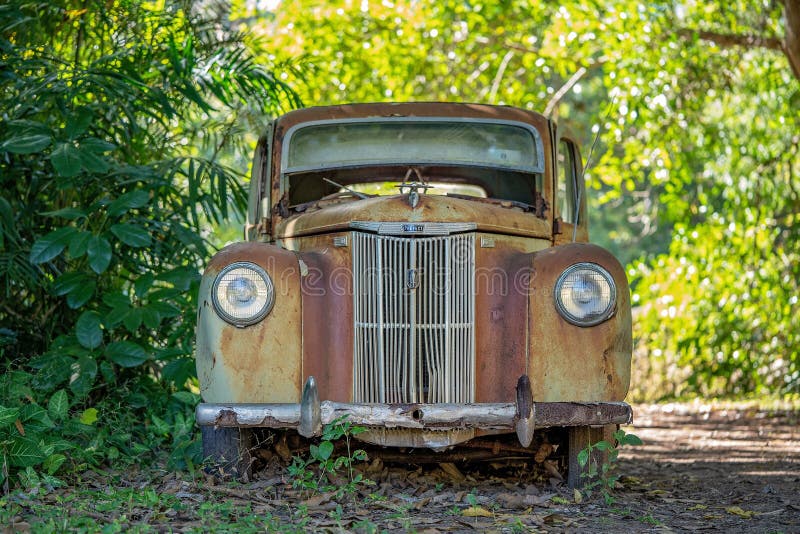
xmin=185 ymin=402 xmax=800 ymax=532
xmin=5 ymin=402 xmax=800 ymax=532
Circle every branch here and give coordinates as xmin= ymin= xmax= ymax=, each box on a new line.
xmin=678 ymin=0 xmax=800 ymax=82
xmin=676 ymin=29 xmax=783 ymax=51
xmin=488 ymin=50 xmax=514 ymax=104
xmin=544 ymin=66 xmax=587 ymax=118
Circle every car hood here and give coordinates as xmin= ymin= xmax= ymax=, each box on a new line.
xmin=274 ymin=194 xmax=552 ymax=239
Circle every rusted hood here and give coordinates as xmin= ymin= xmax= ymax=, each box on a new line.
xmin=275 ymin=195 xmax=552 ymax=239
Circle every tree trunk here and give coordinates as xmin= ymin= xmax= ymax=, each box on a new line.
xmin=786 ymin=0 xmax=800 ymax=79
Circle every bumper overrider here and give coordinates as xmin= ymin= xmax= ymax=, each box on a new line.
xmin=196 ymin=376 xmax=633 ymax=448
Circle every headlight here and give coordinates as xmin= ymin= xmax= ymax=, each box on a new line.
xmin=554 ymin=263 xmax=616 ymax=326
xmin=212 ymin=262 xmax=275 ymax=327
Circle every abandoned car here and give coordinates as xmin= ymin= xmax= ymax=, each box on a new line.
xmin=195 ymin=103 xmax=632 ymax=486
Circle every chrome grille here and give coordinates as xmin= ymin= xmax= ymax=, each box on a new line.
xmin=352 ymin=232 xmax=476 ymax=403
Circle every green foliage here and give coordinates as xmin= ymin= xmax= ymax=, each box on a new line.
xmin=577 ymin=428 xmax=643 ymax=504
xmin=259 ymin=0 xmax=799 ymax=398
xmin=288 ymin=416 xmax=370 ymax=498
xmin=0 ymin=0 xmax=296 ymax=488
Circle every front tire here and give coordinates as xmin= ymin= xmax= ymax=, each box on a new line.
xmin=201 ymin=426 xmax=254 ymax=480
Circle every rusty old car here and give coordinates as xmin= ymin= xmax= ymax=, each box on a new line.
xmin=195 ymin=102 xmax=632 ymax=486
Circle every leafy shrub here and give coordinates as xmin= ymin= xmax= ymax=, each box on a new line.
xmin=0 ymin=0 xmax=297 ymax=488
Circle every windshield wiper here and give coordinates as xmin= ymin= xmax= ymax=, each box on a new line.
xmin=322 ymin=177 xmax=370 ymax=199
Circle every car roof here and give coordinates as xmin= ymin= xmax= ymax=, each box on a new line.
xmin=274 ymin=102 xmax=550 ymax=132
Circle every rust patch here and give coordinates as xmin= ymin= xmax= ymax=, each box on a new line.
xmin=475 ymin=235 xmax=549 ymax=403
xmin=293 ymin=233 xmax=355 ymax=402
xmin=217 ymin=409 xmax=239 ymax=426
xmin=526 ymin=243 xmax=632 ymax=402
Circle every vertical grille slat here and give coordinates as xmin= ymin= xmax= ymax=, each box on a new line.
xmin=352 ymin=232 xmax=476 ymax=404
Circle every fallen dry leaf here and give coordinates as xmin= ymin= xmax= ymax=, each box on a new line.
xmin=725 ymin=506 xmax=755 ymax=519
xmin=462 ymin=505 xmax=493 ymax=518
xmin=573 ymin=489 xmax=583 ymax=504
xmin=440 ymin=462 xmax=465 ymax=482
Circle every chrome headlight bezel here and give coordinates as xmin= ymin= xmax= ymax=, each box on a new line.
xmin=554 ymin=262 xmax=617 ymax=327
xmin=211 ymin=262 xmax=275 ymax=327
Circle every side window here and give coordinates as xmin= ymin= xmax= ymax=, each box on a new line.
xmin=557 ymin=139 xmax=578 ymax=225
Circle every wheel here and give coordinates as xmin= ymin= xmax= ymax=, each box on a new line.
xmin=566 ymin=424 xmax=616 ymax=489
xmin=201 ymin=426 xmax=254 ymax=480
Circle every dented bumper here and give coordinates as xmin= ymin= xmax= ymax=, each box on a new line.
xmin=196 ymin=377 xmax=633 ymax=448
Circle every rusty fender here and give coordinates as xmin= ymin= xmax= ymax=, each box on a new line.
xmin=196 ymin=242 xmax=303 ymax=404
xmin=526 ymin=243 xmax=633 ymax=402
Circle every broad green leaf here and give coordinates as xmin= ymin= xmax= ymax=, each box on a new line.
xmin=52 ymin=271 xmax=90 ymax=296
xmin=594 ymin=441 xmax=612 ymax=451
xmin=40 ymin=207 xmax=87 ymax=220
xmin=107 ymin=190 xmax=150 ymax=217
xmin=29 ymin=227 xmax=76 ymax=264
xmin=69 ymin=356 xmax=97 ymax=398
xmin=0 ymin=405 xmax=20 ymax=428
xmin=150 ymin=414 xmax=170 ymax=436
xmin=80 ymin=137 xmax=116 ymax=153
xmin=141 ymin=307 xmax=161 ymax=329
xmin=577 ymin=448 xmax=590 ymax=467
xmin=147 ymin=300 xmax=180 ymax=318
xmin=312 ymin=440 xmax=334 ymax=461
xmin=68 ymin=230 xmax=92 ymax=258
xmin=80 ymin=407 xmax=98 ymax=425
xmin=19 ymin=404 xmax=55 ymax=432
xmin=43 ymin=453 xmax=67 ymax=475
xmin=76 ymin=311 xmax=103 ymax=349
xmin=47 ymin=389 xmax=69 ymax=422
xmin=1 ymin=134 xmax=52 ymax=154
xmin=65 ymin=107 xmax=93 ymax=139
xmin=99 ymin=361 xmax=115 ymax=383
xmin=171 ymin=391 xmax=197 ymax=405
xmin=134 ymin=273 xmax=155 ymax=298
xmin=620 ymin=434 xmax=643 ymax=446
xmin=50 ymin=142 xmax=83 ymax=177
xmin=105 ymin=304 xmax=132 ymax=327
xmin=78 ymin=150 xmax=110 ymax=173
xmin=9 ymin=436 xmax=47 ymax=468
xmin=122 ymin=307 xmax=142 ymax=332
xmin=110 ymin=223 xmax=151 ymax=247
xmin=107 ymin=340 xmax=148 ymax=367
xmin=102 ymin=291 xmax=130 ymax=308
xmin=87 ymin=235 xmax=112 ymax=273
xmin=66 ymin=279 xmax=96 ymax=309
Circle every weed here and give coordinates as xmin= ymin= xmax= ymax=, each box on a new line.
xmin=353 ymin=518 xmax=380 ymax=533
xmin=577 ymin=428 xmax=643 ymax=504
xmin=288 ymin=416 xmax=370 ymax=498
xmin=638 ymin=513 xmax=661 ymax=525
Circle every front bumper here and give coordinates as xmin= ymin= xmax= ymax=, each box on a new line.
xmin=196 ymin=376 xmax=633 ymax=448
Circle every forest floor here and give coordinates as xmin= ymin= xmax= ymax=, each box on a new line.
xmin=2 ymin=402 xmax=799 ymax=533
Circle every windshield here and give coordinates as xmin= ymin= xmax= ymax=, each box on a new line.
xmin=283 ymin=119 xmax=544 ymax=174
xmin=282 ymin=118 xmax=545 ymax=208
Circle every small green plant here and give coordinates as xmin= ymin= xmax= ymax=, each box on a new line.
xmin=577 ymin=428 xmax=643 ymax=504
xmin=638 ymin=513 xmax=661 ymax=525
xmin=287 ymin=416 xmax=369 ymax=497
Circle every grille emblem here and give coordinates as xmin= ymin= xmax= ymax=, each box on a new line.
xmin=406 ymin=268 xmax=420 ymax=289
